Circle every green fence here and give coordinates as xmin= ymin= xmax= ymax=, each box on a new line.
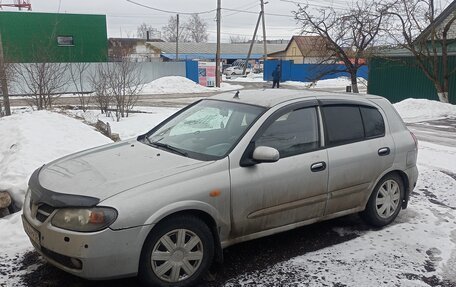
xmin=368 ymin=56 xmax=456 ymax=104
xmin=0 ymin=11 xmax=107 ymax=63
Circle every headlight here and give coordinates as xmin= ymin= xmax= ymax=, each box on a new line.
xmin=51 ymin=207 xmax=117 ymax=232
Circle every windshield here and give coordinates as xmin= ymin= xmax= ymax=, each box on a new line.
xmin=143 ymin=100 xmax=265 ymax=160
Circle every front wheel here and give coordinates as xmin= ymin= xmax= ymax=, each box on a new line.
xmin=139 ymin=215 xmax=214 ymax=287
xmin=361 ymin=173 xmax=404 ymax=227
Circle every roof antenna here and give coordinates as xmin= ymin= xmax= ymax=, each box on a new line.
xmin=233 ymin=91 xmax=240 ymax=99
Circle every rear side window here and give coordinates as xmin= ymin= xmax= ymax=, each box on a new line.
xmin=322 ymin=105 xmax=364 ymax=146
xmin=360 ymin=107 xmax=385 ymax=138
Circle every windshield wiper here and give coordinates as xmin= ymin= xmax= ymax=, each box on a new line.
xmin=149 ymin=141 xmax=188 ymax=157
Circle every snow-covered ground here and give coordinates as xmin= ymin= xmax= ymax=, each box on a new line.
xmin=0 ymin=99 xmax=455 ymax=286
xmin=224 ymin=73 xmax=265 ymax=83
xmin=68 ymin=107 xmax=180 ymax=139
xmin=140 ymin=76 xmax=243 ymax=95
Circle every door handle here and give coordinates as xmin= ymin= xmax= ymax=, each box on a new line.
xmin=378 ymin=147 xmax=390 ymax=156
xmin=311 ymin=161 xmax=326 ymax=172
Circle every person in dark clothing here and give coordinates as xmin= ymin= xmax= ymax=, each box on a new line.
xmin=272 ymin=65 xmax=281 ymax=88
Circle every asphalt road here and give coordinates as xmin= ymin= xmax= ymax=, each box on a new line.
xmin=8 ymin=81 xmax=357 ymax=108
xmin=407 ymin=118 xmax=456 ymax=148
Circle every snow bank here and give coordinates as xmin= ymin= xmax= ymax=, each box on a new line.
xmin=394 ymin=98 xmax=456 ymax=123
xmin=140 ymin=76 xmax=243 ymax=95
xmin=0 ymin=111 xmax=112 ymax=206
xmin=71 ymin=107 xmax=179 ymax=139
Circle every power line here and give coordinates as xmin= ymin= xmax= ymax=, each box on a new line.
xmin=222 ymin=8 xmax=295 ymax=18
xmin=223 ymin=3 xmax=259 ymax=18
xmin=280 ymin=0 xmax=350 ymax=11
xmin=125 ymin=0 xmax=217 ymax=15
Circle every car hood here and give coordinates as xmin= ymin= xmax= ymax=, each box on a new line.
xmin=35 ymin=139 xmax=211 ymax=203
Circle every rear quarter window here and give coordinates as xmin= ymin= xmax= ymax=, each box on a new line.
xmin=360 ymin=106 xmax=385 ymax=138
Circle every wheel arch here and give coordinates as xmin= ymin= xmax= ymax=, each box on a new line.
xmin=367 ymin=169 xmax=410 ymax=209
xmin=138 ymin=204 xmax=225 ymax=272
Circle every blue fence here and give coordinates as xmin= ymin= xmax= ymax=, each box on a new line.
xmin=185 ymin=60 xmax=199 ymax=83
xmin=264 ymin=60 xmax=368 ymax=82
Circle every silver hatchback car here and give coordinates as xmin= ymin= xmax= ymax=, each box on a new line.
xmin=22 ymin=89 xmax=418 ymax=286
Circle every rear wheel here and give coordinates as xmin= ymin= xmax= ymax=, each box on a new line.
xmin=139 ymin=215 xmax=214 ymax=287
xmin=361 ymin=173 xmax=404 ymax=227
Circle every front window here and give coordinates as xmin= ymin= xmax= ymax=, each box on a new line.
xmin=143 ymin=100 xmax=265 ymax=160
xmin=256 ymin=107 xmax=320 ymax=158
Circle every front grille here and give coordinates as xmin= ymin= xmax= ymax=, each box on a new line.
xmin=30 ymin=199 xmax=55 ymax=223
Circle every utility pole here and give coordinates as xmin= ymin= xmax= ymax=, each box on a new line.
xmin=176 ymin=14 xmax=179 ymax=61
xmin=215 ymin=0 xmax=221 ymax=87
xmin=260 ymin=0 xmax=268 ymax=60
xmin=0 ymin=32 xmax=11 ymax=116
xmin=243 ymin=11 xmax=262 ymax=75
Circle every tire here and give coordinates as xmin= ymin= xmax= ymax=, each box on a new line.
xmin=361 ymin=173 xmax=404 ymax=227
xmin=139 ymin=215 xmax=214 ymax=287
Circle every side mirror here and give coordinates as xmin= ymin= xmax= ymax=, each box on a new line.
xmin=252 ymin=146 xmax=280 ymax=163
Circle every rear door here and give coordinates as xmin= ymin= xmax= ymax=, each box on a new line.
xmin=321 ymin=103 xmax=395 ymax=215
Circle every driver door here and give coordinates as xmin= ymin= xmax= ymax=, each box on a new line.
xmin=229 ymin=103 xmax=329 ymax=237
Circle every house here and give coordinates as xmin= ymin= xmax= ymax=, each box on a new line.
xmin=146 ymin=42 xmax=287 ymax=63
xmin=0 ymin=11 xmax=107 ymax=62
xmin=368 ymin=1 xmax=456 ymax=104
xmin=267 ymin=36 xmax=331 ymax=64
xmin=108 ymin=38 xmax=163 ymax=62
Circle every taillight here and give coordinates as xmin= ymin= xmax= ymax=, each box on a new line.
xmin=410 ymin=131 xmax=418 ymax=149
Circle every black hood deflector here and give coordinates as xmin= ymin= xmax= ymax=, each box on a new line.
xmin=28 ymin=166 xmax=100 ymax=208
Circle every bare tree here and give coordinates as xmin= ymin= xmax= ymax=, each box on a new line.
xmin=88 ymin=63 xmax=112 ymax=115
xmin=186 ymin=14 xmax=209 ymax=43
xmin=137 ymin=23 xmax=161 ymax=39
xmin=295 ymin=1 xmax=386 ymax=93
xmin=137 ymin=23 xmax=153 ymax=39
xmin=14 ymin=61 xmax=69 ymax=110
xmin=162 ymin=15 xmax=189 ymax=42
xmin=105 ymin=61 xmax=143 ymax=121
xmin=0 ymin=31 xmax=12 ymax=116
xmin=385 ymin=0 xmax=456 ymax=103
xmin=69 ymin=62 xmax=91 ymax=111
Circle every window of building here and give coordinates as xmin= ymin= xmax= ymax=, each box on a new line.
xmin=256 ymin=107 xmax=319 ymax=158
xmin=57 ymin=36 xmax=74 ymax=46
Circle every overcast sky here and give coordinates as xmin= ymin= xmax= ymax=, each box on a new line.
xmin=2 ymin=0 xmax=453 ymax=42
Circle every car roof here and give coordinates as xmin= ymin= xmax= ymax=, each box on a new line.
xmin=210 ymin=89 xmax=385 ymax=108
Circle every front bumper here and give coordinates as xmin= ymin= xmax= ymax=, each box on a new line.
xmin=22 ymin=195 xmax=147 ymax=280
